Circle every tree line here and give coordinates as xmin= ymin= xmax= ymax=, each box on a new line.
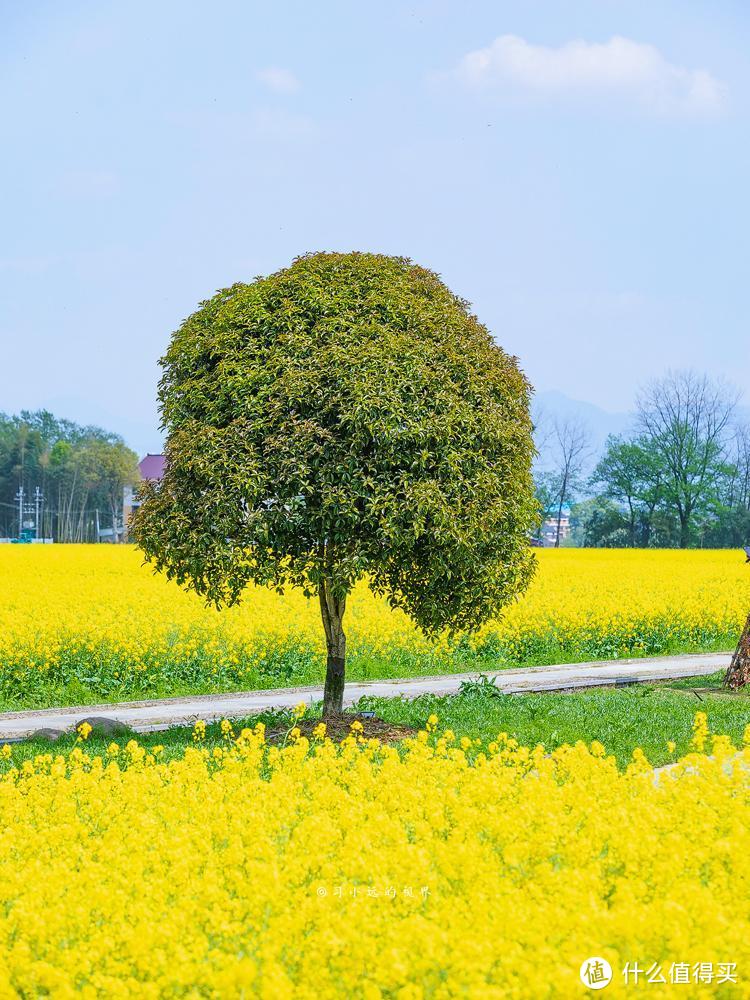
xmin=0 ymin=411 xmax=138 ymax=542
xmin=4 ymin=369 xmax=748 ymax=549
xmin=535 ymin=371 xmax=750 ymax=549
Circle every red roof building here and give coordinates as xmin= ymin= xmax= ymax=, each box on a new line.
xmin=123 ymin=454 xmax=165 ymax=540
xmin=138 ymin=453 xmax=166 ymax=480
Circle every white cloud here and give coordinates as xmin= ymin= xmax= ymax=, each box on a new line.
xmin=256 ymin=66 xmax=300 ymax=95
xmin=455 ymin=35 xmax=726 ymax=115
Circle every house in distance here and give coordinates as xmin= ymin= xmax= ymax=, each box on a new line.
xmin=123 ymin=454 xmax=165 ymax=542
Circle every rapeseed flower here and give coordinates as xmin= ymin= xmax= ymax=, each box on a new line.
xmin=0 ymin=716 xmax=746 ymax=996
xmin=0 ymin=547 xmax=748 ymax=706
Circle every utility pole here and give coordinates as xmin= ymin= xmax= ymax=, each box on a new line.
xmin=34 ymin=486 xmax=43 ymax=540
xmin=95 ymin=509 xmax=100 ymax=542
xmin=15 ymin=486 xmax=24 ymax=539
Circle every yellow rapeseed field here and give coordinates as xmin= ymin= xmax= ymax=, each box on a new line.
xmin=1 ymin=545 xmax=748 ymax=706
xmin=0 ymin=714 xmax=747 ymax=998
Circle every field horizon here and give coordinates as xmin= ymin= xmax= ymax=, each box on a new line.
xmin=0 ymin=545 xmax=746 ymax=711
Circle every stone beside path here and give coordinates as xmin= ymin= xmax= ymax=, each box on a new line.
xmin=0 ymin=651 xmax=731 ymax=742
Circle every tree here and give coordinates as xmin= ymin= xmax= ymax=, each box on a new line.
xmin=546 ymin=418 xmax=590 ymax=547
xmin=592 ymin=435 xmax=664 ymax=546
xmin=532 ymin=472 xmax=560 ymax=540
xmin=637 ymin=371 xmax=737 ymax=548
xmin=87 ymin=439 xmax=139 ymax=541
xmin=733 ymin=424 xmax=750 ymax=512
xmin=134 ymin=252 xmax=538 ymax=715
xmin=724 ymin=614 xmax=750 ymax=689
xmin=570 ymin=498 xmax=629 ymax=547
xmin=0 ymin=411 xmax=137 ymax=541
xmin=708 ymin=425 xmax=750 ymax=547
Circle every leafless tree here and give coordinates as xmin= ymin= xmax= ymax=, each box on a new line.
xmin=531 ymin=404 xmax=554 ymax=464
xmin=637 ymin=372 xmax=749 ymax=689
xmin=724 ymin=422 xmax=750 ymax=688
xmin=728 ymin=423 xmax=750 ymax=512
xmin=637 ymin=370 xmax=738 ymax=549
xmin=549 ymin=417 xmax=591 ymax=547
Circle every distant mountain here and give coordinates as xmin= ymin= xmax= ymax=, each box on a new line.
xmin=32 ymin=388 xmax=748 ymax=469
xmin=531 ymin=390 xmax=750 ymax=477
xmin=532 ymin=390 xmax=633 ymax=473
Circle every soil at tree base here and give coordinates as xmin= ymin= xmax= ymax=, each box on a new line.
xmin=266 ymin=714 xmax=417 ymax=744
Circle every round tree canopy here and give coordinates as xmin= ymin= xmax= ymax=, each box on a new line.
xmin=135 ymin=252 xmax=537 ymax=634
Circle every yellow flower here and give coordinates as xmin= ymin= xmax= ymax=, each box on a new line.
xmin=0 ymin=547 xmax=747 ymax=705
xmin=0 ymin=725 xmax=743 ymax=995
xmin=77 ymin=721 xmax=92 ymax=741
xmin=691 ymin=711 xmax=709 ymax=753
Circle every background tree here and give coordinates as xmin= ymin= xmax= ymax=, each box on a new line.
xmin=706 ymin=424 xmax=750 ymax=547
xmin=546 ymin=417 xmax=590 ymax=547
xmin=0 ymin=411 xmax=137 ymax=540
xmin=732 ymin=424 xmax=750 ymax=512
xmin=569 ymin=497 xmax=629 ymax=547
xmin=637 ymin=371 xmax=737 ymax=548
xmin=134 ymin=252 xmax=538 ymax=716
xmin=532 ymin=471 xmax=560 ymax=541
xmin=591 ymin=435 xmax=664 ymax=546
xmin=87 ymin=438 xmax=140 ymax=540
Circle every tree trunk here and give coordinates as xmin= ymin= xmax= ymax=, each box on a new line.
xmin=724 ymin=612 xmax=750 ymax=689
xmin=679 ymin=508 xmax=690 ymax=549
xmin=555 ymin=470 xmax=569 ymax=548
xmin=627 ymin=500 xmax=636 ymax=547
xmin=319 ymin=577 xmax=347 ymax=716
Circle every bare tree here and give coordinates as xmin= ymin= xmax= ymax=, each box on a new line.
xmin=729 ymin=424 xmax=750 ymax=512
xmin=549 ymin=417 xmax=590 ymax=547
xmin=637 ymin=370 xmax=738 ymax=548
xmin=531 ymin=403 xmax=554 ymax=464
xmin=724 ymin=424 xmax=750 ymax=689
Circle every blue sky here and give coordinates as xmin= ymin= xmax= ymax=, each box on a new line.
xmin=2 ymin=1 xmax=748 ymax=455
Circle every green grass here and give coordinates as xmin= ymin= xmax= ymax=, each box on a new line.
xmin=1 ymin=709 xmax=292 ymax=768
xmin=0 ymin=634 xmax=735 ymax=712
xmin=362 ymin=675 xmax=750 ymax=768
xmin=6 ymin=673 xmax=750 ymax=772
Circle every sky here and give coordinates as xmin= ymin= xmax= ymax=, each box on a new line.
xmin=2 ymin=0 xmax=749 ymax=456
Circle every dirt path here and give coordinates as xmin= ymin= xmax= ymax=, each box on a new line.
xmin=0 ymin=650 xmax=730 ymax=742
